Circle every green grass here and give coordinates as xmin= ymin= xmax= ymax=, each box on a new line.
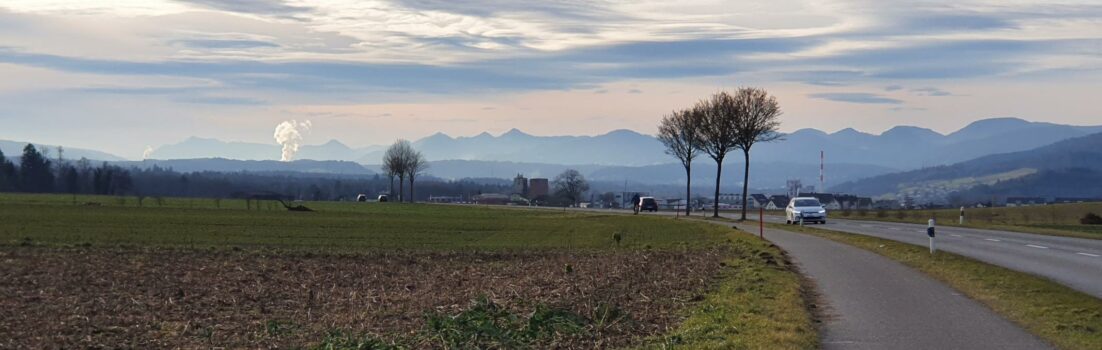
xmin=0 ymin=193 xmax=725 ymax=251
xmin=766 ymin=222 xmax=1102 ymax=350
xmin=832 ymin=202 xmax=1102 ymax=239
xmin=651 ymin=229 xmax=818 ymax=350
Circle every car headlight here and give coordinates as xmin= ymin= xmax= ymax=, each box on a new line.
xmin=818 ymin=210 xmax=826 ymax=214
xmin=792 ymin=210 xmax=801 ymax=214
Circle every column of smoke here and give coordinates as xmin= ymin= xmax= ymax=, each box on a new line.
xmin=142 ymin=146 xmax=154 ymax=160
xmin=274 ymin=120 xmax=312 ymax=162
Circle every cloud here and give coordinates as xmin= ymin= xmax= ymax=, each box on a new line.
xmin=808 ymin=92 xmax=903 ymax=105
xmin=174 ymin=0 xmax=313 ymax=17
xmin=884 ymin=85 xmax=903 ymax=91
xmin=170 ymin=39 xmax=281 ymax=49
xmin=911 ymin=87 xmax=953 ymax=96
xmin=176 ymin=96 xmax=268 ymax=105
xmin=627 ymin=89 xmax=642 ymax=94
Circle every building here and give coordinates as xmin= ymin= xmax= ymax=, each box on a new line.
xmin=428 ymin=196 xmax=464 ymax=203
xmin=804 ymin=193 xmax=841 ymax=210
xmin=717 ymin=193 xmax=741 ymax=204
xmin=748 ymin=194 xmax=770 ymax=208
xmin=512 ymin=174 xmax=529 ymax=196
xmin=473 ymin=193 xmax=511 ymax=205
xmin=1006 ymin=197 xmax=1046 ymax=207
xmin=766 ymin=195 xmax=790 ymax=210
xmin=1053 ymin=197 xmax=1101 ymax=204
xmin=785 ymin=179 xmax=803 ymax=199
xmin=528 ymin=178 xmax=549 ymax=198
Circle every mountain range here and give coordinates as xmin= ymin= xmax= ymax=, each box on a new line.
xmin=4 ymin=117 xmax=1099 ymax=193
xmin=143 ymin=118 xmax=1101 ymax=171
xmin=0 ymin=139 xmax=126 ymax=161
xmin=831 ymin=131 xmax=1102 ymax=202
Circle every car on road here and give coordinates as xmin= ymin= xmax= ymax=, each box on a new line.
xmin=377 ymin=195 xmax=389 ymax=202
xmin=639 ymin=197 xmax=659 ymax=212
xmin=786 ymin=197 xmax=827 ymax=224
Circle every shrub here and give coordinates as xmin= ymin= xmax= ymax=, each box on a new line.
xmin=1081 ymin=212 xmax=1102 ymax=225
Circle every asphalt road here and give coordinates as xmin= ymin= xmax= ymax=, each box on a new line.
xmin=759 ymin=226 xmax=1051 ymax=349
xmin=762 ymin=216 xmax=1102 ymax=299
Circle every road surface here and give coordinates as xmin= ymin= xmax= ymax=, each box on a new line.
xmin=758 ymin=226 xmax=1051 ymax=349
xmin=762 ymin=216 xmax=1102 ymax=299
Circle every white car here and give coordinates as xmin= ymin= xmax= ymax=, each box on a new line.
xmin=786 ymin=197 xmax=827 ymax=224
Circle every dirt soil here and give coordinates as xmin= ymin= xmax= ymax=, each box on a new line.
xmin=0 ymin=247 xmax=728 ymax=349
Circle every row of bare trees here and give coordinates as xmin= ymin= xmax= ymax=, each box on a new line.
xmin=657 ymin=87 xmax=782 ymax=219
xmin=381 ymin=139 xmax=429 ymax=202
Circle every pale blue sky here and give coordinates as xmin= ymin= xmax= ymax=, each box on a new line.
xmin=0 ymin=1 xmax=1099 ymax=158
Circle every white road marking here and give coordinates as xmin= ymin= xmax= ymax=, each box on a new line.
xmin=985 ymin=238 xmax=1001 ymax=242
xmin=950 ymin=234 xmax=963 ymax=237
xmin=1077 ymin=252 xmax=1100 ymax=257
xmin=1026 ymin=244 xmax=1049 ymax=249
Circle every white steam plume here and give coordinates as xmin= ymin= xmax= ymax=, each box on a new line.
xmin=274 ymin=120 xmax=312 ymax=162
xmin=142 ymin=146 xmax=154 ymax=160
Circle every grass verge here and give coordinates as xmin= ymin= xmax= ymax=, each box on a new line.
xmin=649 ymin=228 xmax=818 ymax=349
xmin=764 ymin=222 xmax=1102 ymax=350
xmin=829 ymin=203 xmax=1102 ymax=240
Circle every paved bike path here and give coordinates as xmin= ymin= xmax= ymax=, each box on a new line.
xmin=759 ymin=227 xmax=1050 ymax=349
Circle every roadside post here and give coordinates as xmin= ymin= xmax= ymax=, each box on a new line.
xmin=959 ymin=206 xmax=965 ymax=225
xmin=759 ymin=207 xmax=764 ymax=239
xmin=927 ymin=218 xmax=936 ymax=255
xmin=799 ymin=216 xmax=804 ymax=226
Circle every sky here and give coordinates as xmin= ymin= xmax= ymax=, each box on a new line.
xmin=0 ymin=0 xmax=1099 ymax=159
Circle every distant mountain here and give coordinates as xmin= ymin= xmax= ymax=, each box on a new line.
xmin=148 ymin=137 xmax=381 ymax=162
xmin=749 ymin=118 xmax=1102 ymax=169
xmin=118 ymin=158 xmax=373 ymax=175
xmin=116 ymin=117 xmax=1102 ymax=170
xmin=363 ymin=159 xmax=896 ymax=189
xmin=356 ymin=128 xmax=669 ymax=166
xmin=830 ymin=131 xmax=1102 ymax=202
xmin=0 ymin=140 xmax=125 ymax=161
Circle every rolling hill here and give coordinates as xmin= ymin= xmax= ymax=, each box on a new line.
xmin=830 ymin=131 xmax=1102 ymax=202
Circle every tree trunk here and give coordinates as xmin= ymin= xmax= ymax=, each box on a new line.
xmin=392 ymin=173 xmax=401 ymax=197
xmin=398 ymin=175 xmax=405 ymax=202
xmin=409 ymin=176 xmax=415 ymax=203
xmin=713 ymin=159 xmax=723 ymax=218
xmin=684 ymin=164 xmax=692 ymax=216
xmin=740 ymin=149 xmax=751 ymax=221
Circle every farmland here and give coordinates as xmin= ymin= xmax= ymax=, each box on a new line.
xmin=0 ymin=193 xmax=815 ymax=348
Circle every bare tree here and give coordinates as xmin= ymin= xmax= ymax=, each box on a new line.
xmin=383 ymin=140 xmax=412 ymax=202
xmin=732 ymin=87 xmax=783 ymax=220
xmin=553 ymin=169 xmax=589 ymax=207
xmin=695 ymin=92 xmax=740 ymax=218
xmin=404 ymin=150 xmax=428 ymax=203
xmin=657 ymin=107 xmax=703 ymax=216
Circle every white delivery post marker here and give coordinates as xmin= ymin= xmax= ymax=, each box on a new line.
xmin=927 ymin=218 xmax=936 ymax=255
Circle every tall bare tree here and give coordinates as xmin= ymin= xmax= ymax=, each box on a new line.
xmin=657 ymin=107 xmax=703 ymax=216
xmin=553 ymin=169 xmax=589 ymax=207
xmin=382 ymin=140 xmax=412 ymax=202
xmin=695 ymin=92 xmax=740 ymax=218
xmin=732 ymin=87 xmax=783 ymax=220
xmin=404 ymin=150 xmax=428 ymax=203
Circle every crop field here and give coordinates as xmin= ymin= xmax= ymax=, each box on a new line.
xmin=0 ymin=193 xmax=815 ymax=348
xmin=832 ymin=202 xmax=1102 ymax=239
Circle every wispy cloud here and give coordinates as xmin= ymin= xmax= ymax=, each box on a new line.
xmin=808 ymin=92 xmax=903 ymax=105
